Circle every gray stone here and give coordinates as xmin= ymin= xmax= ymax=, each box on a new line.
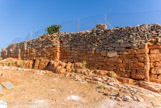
xmin=108 ymin=82 xmax=114 ymax=86
xmin=1 ymin=81 xmax=14 ymax=89
xmin=122 ymin=96 xmax=132 ymax=101
xmin=0 ymin=85 xmax=3 ymax=92
xmin=132 ymin=96 xmax=138 ymax=101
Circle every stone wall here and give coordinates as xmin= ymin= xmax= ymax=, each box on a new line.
xmin=2 ymin=33 xmax=60 ymax=60
xmin=2 ymin=24 xmax=161 ymax=82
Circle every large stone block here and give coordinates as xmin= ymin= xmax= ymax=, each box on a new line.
xmin=137 ymin=49 xmax=149 ymax=54
xmin=152 ymin=62 xmax=161 ymax=67
xmin=150 ymin=74 xmax=158 ymax=79
xmin=137 ymin=55 xmax=149 ymax=63
xmin=149 ymin=54 xmax=159 ymax=62
xmin=151 ymin=67 xmax=161 ymax=74
xmin=100 ymin=51 xmax=107 ymax=57
xmin=158 ymin=74 xmax=161 ymax=79
xmin=120 ymin=72 xmax=131 ymax=78
xmin=150 ymin=49 xmax=161 ymax=54
xmin=107 ymin=51 xmax=118 ymax=57
xmin=131 ymin=70 xmax=145 ymax=80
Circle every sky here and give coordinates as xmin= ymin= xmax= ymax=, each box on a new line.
xmin=0 ymin=0 xmax=161 ymax=49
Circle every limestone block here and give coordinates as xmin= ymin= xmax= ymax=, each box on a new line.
xmin=137 ymin=49 xmax=149 ymax=54
xmin=33 ymin=59 xmax=40 ymax=69
xmin=137 ymin=55 xmax=149 ymax=63
xmin=158 ymin=74 xmax=161 ymax=79
xmin=128 ymin=50 xmax=137 ymax=54
xmin=120 ymin=72 xmax=131 ymax=78
xmin=152 ymin=62 xmax=161 ymax=67
xmin=131 ymin=70 xmax=145 ymax=80
xmin=107 ymin=51 xmax=118 ymax=57
xmin=149 ymin=54 xmax=158 ymax=62
xmin=150 ymin=49 xmax=161 ymax=54
xmin=117 ymin=77 xmax=134 ymax=84
xmin=151 ymin=67 xmax=161 ymax=74
xmin=100 ymin=51 xmax=107 ymax=57
xmin=150 ymin=74 xmax=158 ymax=79
xmin=74 ymin=62 xmax=83 ymax=69
xmin=55 ymin=66 xmax=65 ymax=74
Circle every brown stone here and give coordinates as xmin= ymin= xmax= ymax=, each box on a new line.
xmin=0 ymin=61 xmax=5 ymax=66
xmin=150 ymin=54 xmax=161 ymax=62
xmin=116 ymin=97 xmax=122 ymax=101
xmin=74 ymin=62 xmax=83 ymax=69
xmin=38 ymin=60 xmax=49 ymax=70
xmin=117 ymin=63 xmax=125 ymax=68
xmin=137 ymin=56 xmax=149 ymax=63
xmin=150 ymin=79 xmax=161 ymax=83
xmin=119 ymin=71 xmax=131 ymax=78
xmin=150 ymin=74 xmax=158 ymax=79
xmin=100 ymin=51 xmax=107 ymax=57
xmin=137 ymin=49 xmax=149 ymax=54
xmin=149 ymin=45 xmax=161 ymax=49
xmin=117 ymin=77 xmax=135 ymax=84
xmin=59 ymin=62 xmax=66 ymax=68
xmin=131 ymin=70 xmax=145 ymax=80
xmin=97 ymin=70 xmax=108 ymax=75
xmin=55 ymin=66 xmax=66 ymax=74
xmin=107 ymin=51 xmax=117 ymax=57
xmin=139 ymin=81 xmax=161 ymax=93
xmin=153 ymin=62 xmax=161 ymax=67
xmin=151 ymin=67 xmax=161 ymax=74
xmin=150 ymin=48 xmax=161 ymax=54
xmin=158 ymin=74 xmax=161 ymax=79
xmin=128 ymin=50 xmax=137 ymax=54
xmin=106 ymin=71 xmax=117 ymax=78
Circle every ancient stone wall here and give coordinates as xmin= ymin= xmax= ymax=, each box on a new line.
xmin=2 ymin=33 xmax=60 ymax=60
xmin=2 ymin=24 xmax=161 ymax=82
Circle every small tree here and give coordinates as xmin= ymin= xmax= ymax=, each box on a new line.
xmin=46 ymin=25 xmax=61 ymax=34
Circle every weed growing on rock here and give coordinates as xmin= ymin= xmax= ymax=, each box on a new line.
xmin=82 ymin=61 xmax=87 ymax=69
xmin=5 ymin=63 xmax=11 ymax=66
xmin=97 ymin=84 xmax=104 ymax=89
xmin=20 ymin=61 xmax=25 ymax=68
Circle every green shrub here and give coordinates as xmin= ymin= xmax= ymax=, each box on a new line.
xmin=20 ymin=61 xmax=25 ymax=68
xmin=0 ymin=57 xmax=2 ymax=61
xmin=82 ymin=60 xmax=87 ymax=69
xmin=107 ymin=71 xmax=117 ymax=78
xmin=6 ymin=63 xmax=11 ymax=66
xmin=97 ymin=84 xmax=104 ymax=89
xmin=46 ymin=25 xmax=61 ymax=34
xmin=115 ymin=26 xmax=119 ymax=28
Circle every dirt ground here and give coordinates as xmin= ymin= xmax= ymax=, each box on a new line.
xmin=0 ymin=66 xmax=160 ymax=108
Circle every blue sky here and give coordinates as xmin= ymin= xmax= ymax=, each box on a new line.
xmin=0 ymin=0 xmax=161 ymax=49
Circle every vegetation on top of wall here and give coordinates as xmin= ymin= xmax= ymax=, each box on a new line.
xmin=46 ymin=25 xmax=61 ymax=34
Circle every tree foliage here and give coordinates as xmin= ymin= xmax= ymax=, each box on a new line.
xmin=46 ymin=25 xmax=61 ymax=34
